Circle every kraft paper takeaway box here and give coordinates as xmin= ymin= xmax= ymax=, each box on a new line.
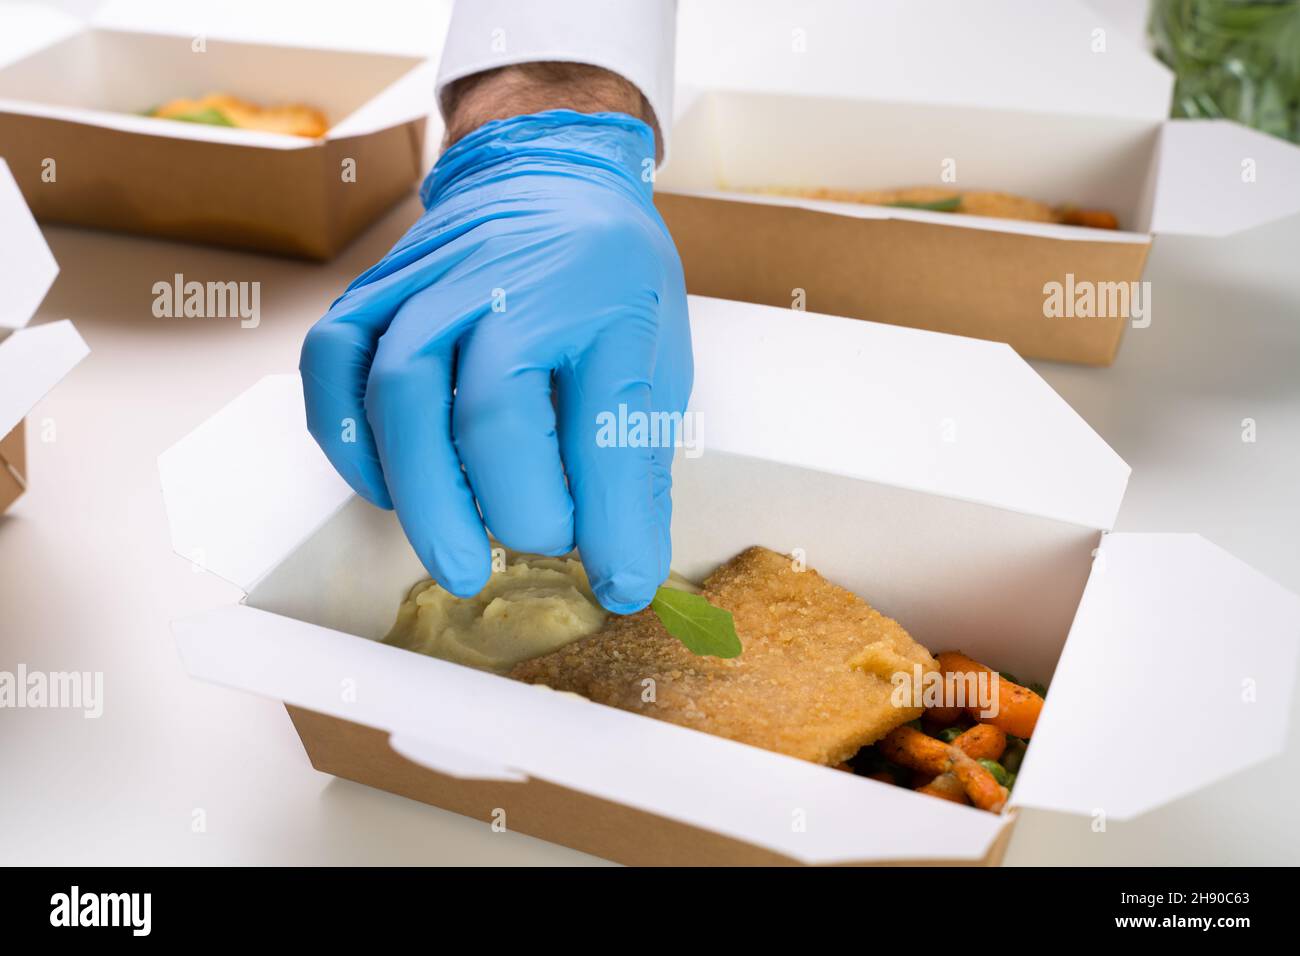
xmin=658 ymin=0 xmax=1300 ymax=366
xmin=160 ymin=297 xmax=1300 ymax=865
xmin=0 ymin=158 xmax=89 ymax=514
xmin=0 ymin=3 xmax=433 ymax=260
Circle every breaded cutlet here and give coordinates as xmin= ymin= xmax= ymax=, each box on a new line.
xmin=759 ymin=185 xmax=1056 ymax=223
xmin=509 ymin=546 xmax=937 ymax=765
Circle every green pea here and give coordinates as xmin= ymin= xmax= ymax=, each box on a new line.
xmin=1028 ymin=682 xmax=1048 ymax=698
xmin=977 ymin=758 xmax=1010 ymax=787
xmin=1004 ymin=772 xmax=1017 ymax=792
xmin=937 ymin=726 xmax=965 ymax=743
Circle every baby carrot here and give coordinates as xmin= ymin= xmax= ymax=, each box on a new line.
xmin=879 ymin=725 xmax=951 ymax=776
xmin=880 ymin=724 xmax=1010 ymax=813
xmin=925 ymin=704 xmax=965 ymax=725
xmin=916 ymin=773 xmax=968 ymax=805
xmin=936 ymin=651 xmax=1044 ymax=739
xmin=951 ymin=752 xmax=1008 ymax=813
xmin=953 ymin=723 xmax=1007 ymax=762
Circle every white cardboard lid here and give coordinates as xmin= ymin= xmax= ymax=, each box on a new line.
xmin=173 ymin=602 xmax=1010 ymax=864
xmin=0 ymin=158 xmax=59 ymax=331
xmin=1012 ymin=532 xmax=1300 ymax=820
xmin=0 ymin=157 xmax=87 ymax=434
xmin=89 ymin=0 xmax=448 ymax=56
xmin=159 ymin=297 xmax=1130 ymax=592
xmin=1 ymin=0 xmax=444 ymax=57
xmin=686 ymin=297 xmax=1130 ymax=531
xmin=157 ymin=374 xmax=353 ymax=591
xmin=677 ymin=0 xmax=1174 ymax=122
xmin=1150 ymin=119 xmax=1300 ymax=238
xmin=0 ymin=1 xmax=435 ymax=149
xmin=0 ymin=320 xmax=90 ymax=438
xmin=665 ymin=89 xmax=1300 ymax=247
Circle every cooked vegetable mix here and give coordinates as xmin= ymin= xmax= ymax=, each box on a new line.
xmin=849 ymin=650 xmax=1047 ymax=814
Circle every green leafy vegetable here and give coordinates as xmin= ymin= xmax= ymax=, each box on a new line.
xmin=160 ymin=106 xmax=235 ymax=127
xmin=1150 ymin=0 xmax=1300 ymax=144
xmin=886 ymin=196 xmax=962 ymax=212
xmin=649 ymin=587 xmax=742 ymax=658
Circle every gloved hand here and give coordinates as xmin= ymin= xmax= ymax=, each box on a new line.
xmin=300 ymin=110 xmax=692 ymax=614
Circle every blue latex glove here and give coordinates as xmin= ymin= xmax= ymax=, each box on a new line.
xmin=300 ymin=110 xmax=692 ymax=614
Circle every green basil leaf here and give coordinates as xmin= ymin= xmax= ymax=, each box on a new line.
xmin=161 ymin=107 xmax=235 ymax=127
xmin=650 ymin=587 xmax=742 ymax=658
xmin=886 ymin=196 xmax=962 ymax=212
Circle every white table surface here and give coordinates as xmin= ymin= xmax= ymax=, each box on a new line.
xmin=3 ymin=1 xmax=1299 ymax=867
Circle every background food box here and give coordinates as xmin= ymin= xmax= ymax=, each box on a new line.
xmin=159 ymin=295 xmax=1300 ymax=866
xmin=0 ymin=157 xmax=89 ymax=514
xmin=659 ymin=0 xmax=1300 ymax=366
xmin=0 ymin=3 xmax=436 ymax=260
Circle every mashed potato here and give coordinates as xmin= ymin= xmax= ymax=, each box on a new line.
xmin=383 ymin=554 xmax=609 ymax=672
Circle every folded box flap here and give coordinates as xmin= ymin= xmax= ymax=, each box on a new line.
xmin=0 ymin=321 xmax=89 ymax=438
xmin=326 ymin=59 xmax=436 ymax=140
xmin=0 ymin=4 xmax=436 ymax=147
xmin=89 ymin=0 xmax=447 ymax=56
xmin=158 ymin=374 xmax=353 ymax=593
xmin=167 ymin=299 xmax=1130 ymax=594
xmin=173 ymin=603 xmax=1009 ymax=865
xmin=0 ymin=158 xmax=60 ymax=331
xmin=687 ymin=295 xmax=1130 ymax=531
xmin=677 ymin=0 xmax=1173 ymax=122
xmin=1012 ymin=533 xmax=1300 ymax=820
xmin=1150 ymin=119 xmax=1300 ymax=237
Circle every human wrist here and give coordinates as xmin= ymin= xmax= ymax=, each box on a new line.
xmin=441 ymin=62 xmax=662 ymax=161
xmin=420 ymin=109 xmax=658 ymax=210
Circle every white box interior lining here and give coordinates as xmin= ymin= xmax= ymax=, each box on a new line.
xmin=659 ymin=90 xmax=1163 ymax=236
xmin=0 ymin=28 xmax=420 ymax=124
xmin=246 ymin=451 xmax=1101 ymax=690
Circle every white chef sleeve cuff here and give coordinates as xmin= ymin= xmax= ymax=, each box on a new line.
xmin=436 ymin=0 xmax=676 ymax=156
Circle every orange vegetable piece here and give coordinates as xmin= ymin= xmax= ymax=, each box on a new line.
xmin=878 ymin=725 xmax=1009 ymax=814
xmin=925 ymin=704 xmax=964 ymax=725
xmin=917 ymin=773 xmax=968 ymax=805
xmin=953 ymin=723 xmax=1007 ymax=762
xmin=950 ymin=752 xmax=1007 ymax=813
xmin=936 ymin=651 xmax=1043 ymax=739
xmin=879 ymin=725 xmax=951 ymax=776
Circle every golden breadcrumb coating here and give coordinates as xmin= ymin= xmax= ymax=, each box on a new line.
xmin=509 ymin=546 xmax=936 ymax=765
xmin=756 ymin=185 xmax=1058 ymax=223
